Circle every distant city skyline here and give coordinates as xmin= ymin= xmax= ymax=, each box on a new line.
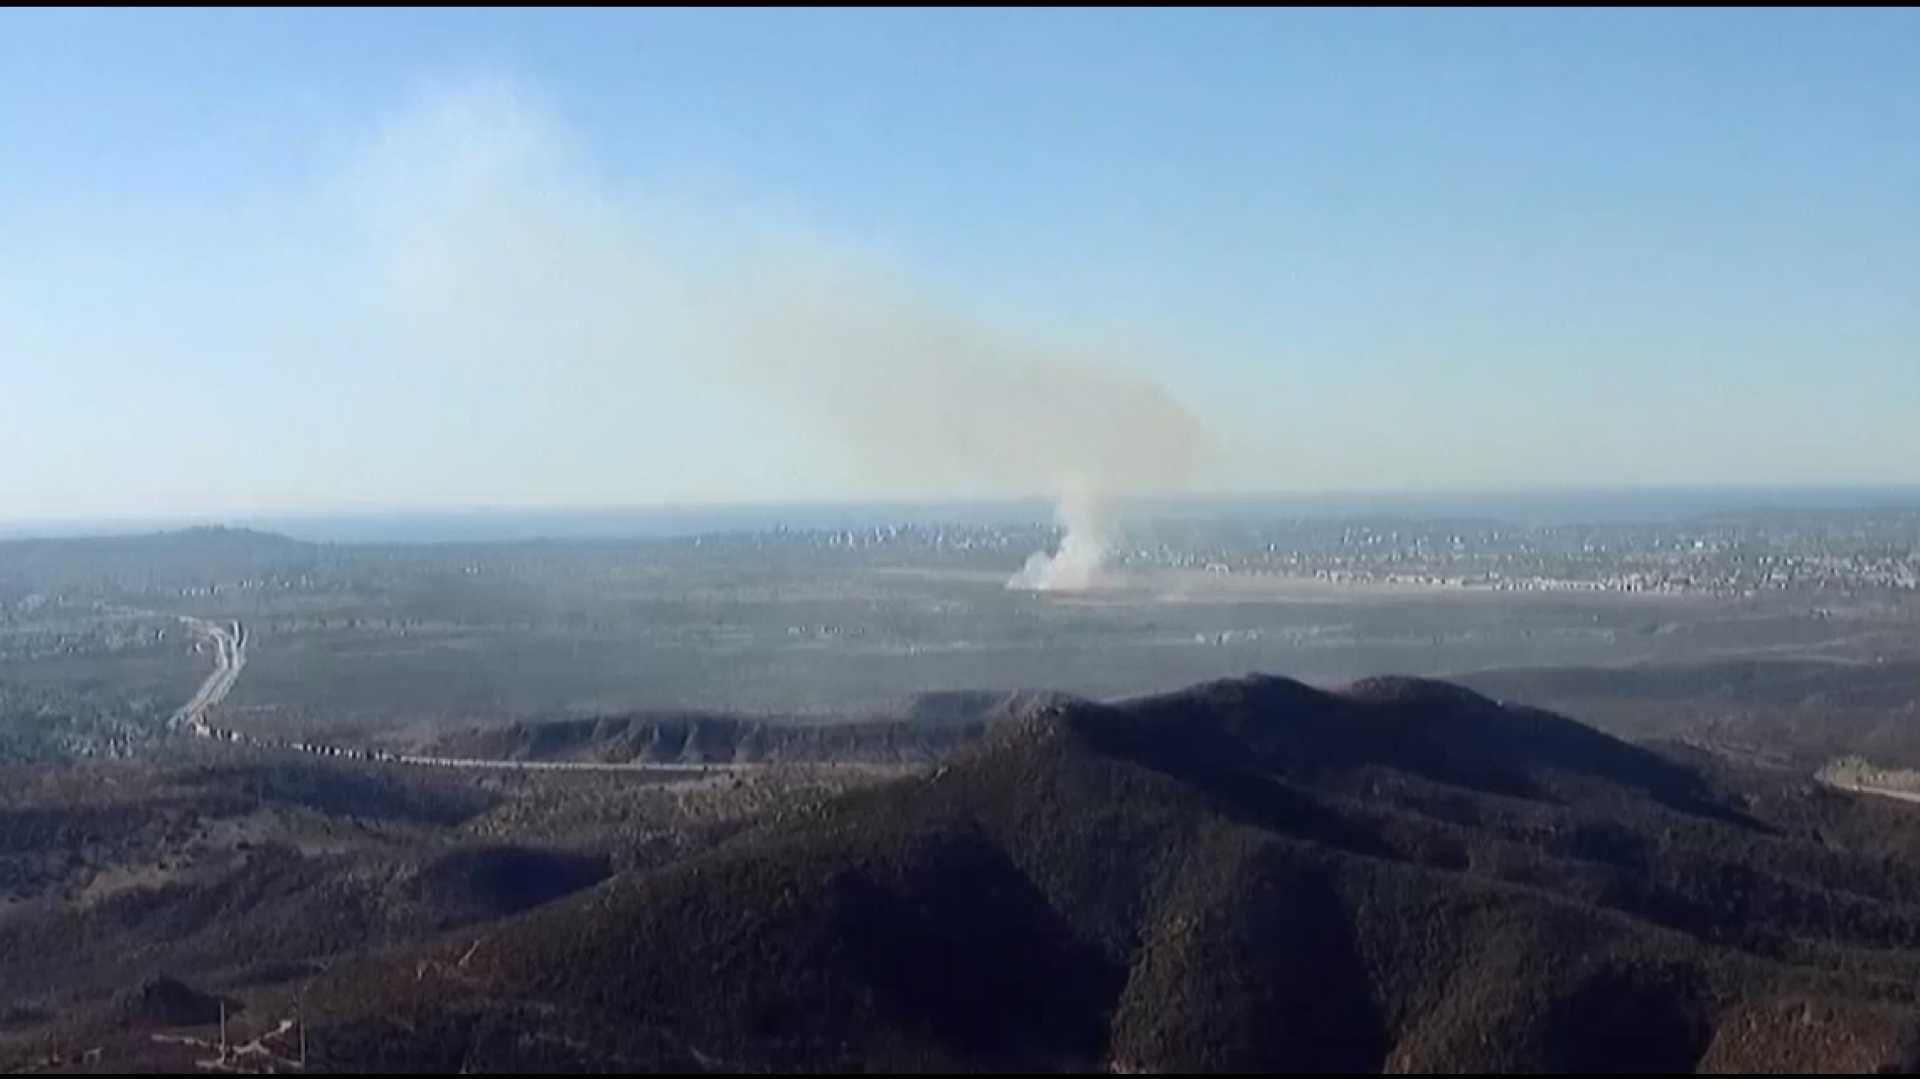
xmin=11 ymin=484 xmax=1920 ymax=545
xmin=4 ymin=9 xmax=1917 ymax=519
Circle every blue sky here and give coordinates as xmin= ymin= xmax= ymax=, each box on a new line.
xmin=2 ymin=8 xmax=1916 ymax=520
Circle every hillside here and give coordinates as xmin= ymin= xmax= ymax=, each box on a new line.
xmin=0 ymin=747 xmax=905 ymax=1074
xmin=419 ymin=689 xmax=1071 ymax=765
xmin=256 ymin=674 xmax=1920 ymax=1072
xmin=1458 ymin=657 xmax=1920 ymax=768
xmin=0 ymin=527 xmax=315 ymax=598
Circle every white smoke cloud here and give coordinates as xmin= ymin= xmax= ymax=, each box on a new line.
xmin=349 ymin=80 xmax=1211 ymax=578
xmin=1007 ymin=485 xmax=1112 ymax=591
xmin=679 ymin=248 xmax=1210 ymax=502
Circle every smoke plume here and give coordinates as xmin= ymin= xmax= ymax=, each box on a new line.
xmin=1007 ymin=485 xmax=1112 ymax=591
xmin=690 ymin=260 xmax=1208 ymax=590
xmin=352 ymin=81 xmax=1210 ymax=583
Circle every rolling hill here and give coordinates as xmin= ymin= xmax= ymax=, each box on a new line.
xmin=261 ymin=673 xmax=1920 ymax=1073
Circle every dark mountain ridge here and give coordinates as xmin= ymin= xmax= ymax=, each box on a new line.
xmin=275 ymin=672 xmax=1920 ymax=1073
xmin=421 ymin=689 xmax=1073 ymax=765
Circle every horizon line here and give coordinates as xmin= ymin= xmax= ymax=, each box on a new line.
xmin=8 ymin=481 xmax=1920 ymax=543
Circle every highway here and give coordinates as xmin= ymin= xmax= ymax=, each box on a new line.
xmin=162 ymin=618 xmax=742 ymax=772
xmin=170 ymin=616 xmax=246 ymax=735
xmin=1821 ymin=779 xmax=1920 ymax=806
xmin=158 ymin=614 xmax=858 ymax=775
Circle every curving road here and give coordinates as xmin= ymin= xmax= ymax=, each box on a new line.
xmin=170 ymin=616 xmax=246 ymax=735
xmin=1819 ymin=778 xmax=1920 ymax=806
xmin=163 ymin=617 xmax=739 ymax=772
xmin=159 ymin=614 xmax=865 ymax=775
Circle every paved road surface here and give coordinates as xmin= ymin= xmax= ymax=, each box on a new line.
xmin=1822 ymin=779 xmax=1920 ymax=806
xmin=170 ymin=616 xmax=245 ymax=735
xmin=155 ymin=612 xmax=877 ymax=775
